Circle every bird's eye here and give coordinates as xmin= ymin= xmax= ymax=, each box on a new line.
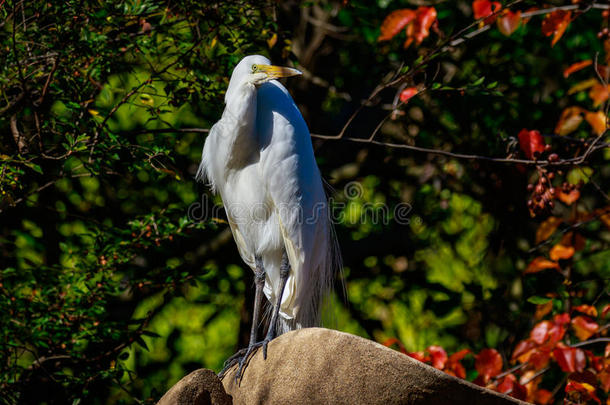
xmin=251 ymin=64 xmax=258 ymax=73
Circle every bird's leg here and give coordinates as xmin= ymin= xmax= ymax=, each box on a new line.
xmin=219 ymin=256 xmax=265 ymax=382
xmin=260 ymin=251 xmax=290 ymax=359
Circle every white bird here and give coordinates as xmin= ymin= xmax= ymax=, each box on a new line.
xmin=196 ymin=55 xmax=338 ymax=380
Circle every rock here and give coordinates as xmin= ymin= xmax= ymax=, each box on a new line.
xmin=157 ymin=368 xmax=232 ymax=405
xmin=159 ymin=328 xmax=530 ymax=405
xmin=221 ymin=328 xmax=529 ymax=405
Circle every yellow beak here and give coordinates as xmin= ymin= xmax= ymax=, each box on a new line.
xmin=257 ymin=64 xmax=302 ymax=80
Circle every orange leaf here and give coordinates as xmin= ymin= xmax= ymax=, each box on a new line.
xmin=378 ymin=9 xmax=416 ymax=41
xmin=558 ymin=189 xmax=580 ymax=205
xmin=475 ymin=348 xmax=503 ymax=378
xmin=553 ymin=344 xmax=586 ymax=373
xmin=585 ymin=111 xmax=608 ymax=136
xmin=549 ymin=243 xmax=575 ymax=261
xmin=565 ymin=231 xmax=585 ymax=252
xmin=568 ymin=78 xmax=599 ymax=95
xmin=536 ymin=216 xmax=562 ymax=244
xmin=541 ymin=10 xmax=571 ymax=47
xmin=400 ymin=87 xmax=418 ymax=103
xmin=535 ymin=300 xmax=554 ymax=320
xmin=599 ymin=370 xmax=610 ymax=393
xmin=589 ymin=83 xmax=610 ymax=107
xmin=555 ymin=106 xmax=585 ymax=135
xmin=497 ymin=10 xmax=521 ymax=36
xmin=472 ymin=0 xmax=502 ymax=24
xmin=536 ymin=389 xmax=554 ymax=405
xmin=571 ymin=316 xmax=599 ymax=341
xmin=525 ymin=257 xmax=559 ymax=274
xmin=518 ymin=129 xmax=545 ymax=159
xmin=595 ymin=207 xmax=610 ymax=230
xmin=564 ymin=60 xmax=593 ymax=78
xmin=428 ymin=345 xmax=448 ymax=369
xmin=573 ymin=305 xmax=598 ymax=317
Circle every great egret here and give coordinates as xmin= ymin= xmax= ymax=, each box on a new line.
xmin=196 ymin=55 xmax=337 ymax=381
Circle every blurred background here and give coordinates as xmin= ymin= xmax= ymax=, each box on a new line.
xmin=1 ymin=0 xmax=608 ymax=403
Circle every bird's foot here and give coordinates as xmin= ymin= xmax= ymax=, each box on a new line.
xmin=218 ymin=347 xmax=249 ymax=379
xmin=218 ymin=337 xmax=273 ymax=384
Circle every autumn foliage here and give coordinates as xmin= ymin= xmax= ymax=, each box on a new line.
xmin=377 ymin=1 xmax=610 ymax=403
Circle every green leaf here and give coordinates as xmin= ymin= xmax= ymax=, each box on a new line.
xmin=26 ymin=163 xmax=43 ymax=174
xmin=135 ymin=336 xmax=149 ymax=351
xmin=472 ymin=77 xmax=485 ymax=86
xmin=527 ymin=296 xmax=552 ymax=305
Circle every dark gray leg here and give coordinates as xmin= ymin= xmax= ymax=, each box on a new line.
xmin=260 ymin=251 xmax=290 ymax=359
xmin=219 ymin=256 xmax=265 ymax=381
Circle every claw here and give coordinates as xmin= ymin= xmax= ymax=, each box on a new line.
xmin=220 ymin=340 xmax=268 ymax=385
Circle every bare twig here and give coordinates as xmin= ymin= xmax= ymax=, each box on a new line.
xmin=10 ymin=114 xmax=26 ymax=153
xmin=570 ymin=337 xmax=610 ymax=348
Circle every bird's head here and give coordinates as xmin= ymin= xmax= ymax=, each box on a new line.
xmin=225 ymin=55 xmax=302 ymax=101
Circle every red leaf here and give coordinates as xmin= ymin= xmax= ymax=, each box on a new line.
xmin=447 ymin=361 xmax=466 ymax=379
xmin=571 ymin=316 xmax=599 ymax=341
xmin=529 ymin=349 xmax=551 ymax=370
xmin=497 ymin=10 xmax=521 ymax=36
xmin=378 ymin=9 xmax=416 ymax=41
xmin=472 ymin=0 xmax=502 ymax=24
xmin=382 ymin=337 xmax=408 ymax=354
xmin=512 ymin=339 xmax=536 ymax=363
xmin=524 ymin=257 xmax=559 ymax=274
xmin=573 ymin=305 xmax=598 ymax=317
xmin=554 ymin=312 xmax=571 ymax=325
xmin=400 ymin=87 xmax=418 ymax=103
xmin=602 ymin=304 xmax=610 ymax=318
xmin=496 ymin=374 xmax=527 ymax=401
xmin=564 ymin=60 xmax=593 ymax=78
xmin=565 ymin=380 xmax=601 ymax=404
xmin=428 ymin=345 xmax=448 ymax=369
xmin=449 ymin=349 xmax=471 ymax=363
xmin=541 ymin=10 xmax=572 ymax=47
xmin=475 ymin=348 xmax=503 ymax=378
xmin=446 ymin=349 xmax=471 ymax=379
xmin=517 ymin=129 xmax=545 ymax=159
xmin=553 ymin=344 xmax=586 ymax=373
xmin=409 ymin=7 xmax=437 ymax=47
xmin=530 ymin=321 xmax=552 ymax=345
xmin=407 ymin=351 xmax=427 ymax=362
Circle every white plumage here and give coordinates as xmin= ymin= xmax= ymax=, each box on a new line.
xmin=197 ymin=55 xmax=335 ymax=336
